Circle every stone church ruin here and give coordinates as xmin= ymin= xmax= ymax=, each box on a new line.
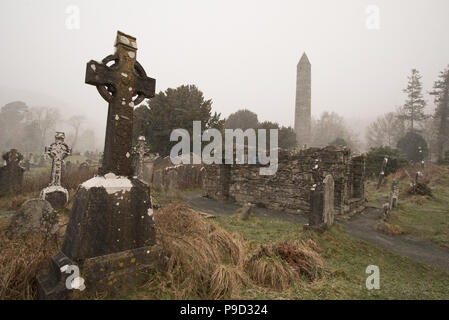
xmin=202 ymin=146 xmax=365 ymax=216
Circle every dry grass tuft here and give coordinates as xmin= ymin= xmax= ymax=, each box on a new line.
xmin=153 ymin=204 xmax=249 ymax=299
xmin=246 ymin=240 xmax=329 ymax=290
xmin=153 ymin=204 xmax=328 ymax=298
xmin=375 ymin=221 xmax=404 ymax=236
xmin=245 ymin=252 xmax=297 ymax=290
xmin=0 ymin=226 xmax=60 ymax=300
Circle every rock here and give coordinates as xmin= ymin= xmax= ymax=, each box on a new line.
xmin=7 ymin=199 xmax=59 ymax=238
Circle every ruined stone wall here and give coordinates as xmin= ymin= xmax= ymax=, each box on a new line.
xmin=203 ymin=146 xmax=365 ymax=215
xmin=152 ymin=164 xmax=205 ymax=195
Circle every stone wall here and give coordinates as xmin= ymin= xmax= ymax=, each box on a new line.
xmin=203 ymin=146 xmax=365 ymax=215
xmin=152 ymin=164 xmax=205 ymax=195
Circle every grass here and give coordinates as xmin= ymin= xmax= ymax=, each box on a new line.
xmin=365 ymin=164 xmax=449 ymax=248
xmin=125 ymin=202 xmax=449 ymax=300
xmin=214 ymin=215 xmax=449 ymax=299
xmin=2 ymin=163 xmax=449 ymax=300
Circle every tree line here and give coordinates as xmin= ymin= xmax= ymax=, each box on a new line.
xmin=366 ymin=66 xmax=449 ymax=163
xmin=0 ymin=101 xmax=95 ymax=155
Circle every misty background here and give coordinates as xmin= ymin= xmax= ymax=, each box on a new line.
xmin=1 ymin=0 xmax=449 ymax=153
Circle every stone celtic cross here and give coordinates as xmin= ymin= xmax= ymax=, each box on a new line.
xmin=132 ymin=135 xmax=151 ymax=181
xmin=85 ymin=31 xmax=156 ymax=176
xmin=45 ymin=132 xmax=71 ymax=187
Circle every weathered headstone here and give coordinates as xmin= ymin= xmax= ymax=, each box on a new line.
xmin=37 ymin=31 xmax=159 ymax=299
xmin=7 ymin=199 xmax=59 ymax=239
xmin=376 ymin=156 xmax=388 ymax=189
xmin=78 ymin=162 xmax=89 ymax=175
xmin=132 ymin=135 xmax=150 ymax=181
xmin=381 ymin=202 xmax=391 ymax=222
xmin=143 ymin=153 xmax=159 ymax=183
xmin=390 ymin=179 xmax=399 ymax=208
xmin=0 ymin=149 xmax=25 ymax=194
xmin=322 ymin=175 xmax=335 ymax=227
xmin=40 ymin=132 xmax=71 ymax=210
xmin=304 ymin=160 xmax=335 ymax=232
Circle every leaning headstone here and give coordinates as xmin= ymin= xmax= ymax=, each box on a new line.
xmin=37 ymin=31 xmax=159 ymax=299
xmin=40 ymin=132 xmax=71 ymax=210
xmin=0 ymin=149 xmax=25 ymax=194
xmin=6 ymin=199 xmax=58 ymax=239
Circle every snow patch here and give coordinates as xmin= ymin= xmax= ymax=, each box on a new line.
xmin=81 ymin=173 xmax=133 ymax=195
xmin=40 ymin=185 xmax=69 ymax=202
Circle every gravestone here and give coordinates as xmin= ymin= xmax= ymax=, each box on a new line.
xmin=322 ymin=175 xmax=335 ymax=227
xmin=7 ymin=199 xmax=59 ymax=239
xmin=304 ymin=158 xmax=335 ymax=232
xmin=132 ymin=136 xmax=150 ymax=181
xmin=0 ymin=149 xmax=25 ymax=194
xmin=390 ymin=179 xmax=399 ymax=208
xmin=37 ymin=31 xmax=159 ymax=299
xmin=40 ymin=132 xmax=71 ymax=210
xmin=143 ymin=153 xmax=159 ymax=183
xmin=78 ymin=162 xmax=89 ymax=175
xmin=376 ymin=157 xmax=388 ymax=189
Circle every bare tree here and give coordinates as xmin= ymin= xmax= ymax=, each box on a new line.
xmin=311 ymin=111 xmax=359 ymax=150
xmin=30 ymin=106 xmax=61 ymax=149
xmin=366 ymin=112 xmax=404 ymax=148
xmin=67 ymin=115 xmax=86 ymax=152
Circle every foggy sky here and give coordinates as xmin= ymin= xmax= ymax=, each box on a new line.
xmin=1 ymin=0 xmax=449 ymax=147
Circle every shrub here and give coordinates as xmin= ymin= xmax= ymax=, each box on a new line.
xmin=365 ymin=146 xmax=409 ymax=178
xmin=397 ymin=131 xmax=428 ymax=162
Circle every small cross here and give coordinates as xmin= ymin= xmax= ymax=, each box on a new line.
xmin=85 ymin=31 xmax=156 ymax=176
xmin=45 ymin=132 xmax=71 ymax=187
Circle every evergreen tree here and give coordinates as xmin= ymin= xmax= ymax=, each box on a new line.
xmin=224 ymin=109 xmax=259 ymax=130
xmin=133 ymin=85 xmax=223 ymax=157
xmin=399 ymin=69 xmax=428 ymax=130
xmin=429 ymin=66 xmax=449 ymax=163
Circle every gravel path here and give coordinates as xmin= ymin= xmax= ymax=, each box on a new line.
xmin=182 ymin=191 xmax=449 ymax=272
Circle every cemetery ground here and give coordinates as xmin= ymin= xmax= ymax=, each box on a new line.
xmin=1 ymin=165 xmax=449 ymax=299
